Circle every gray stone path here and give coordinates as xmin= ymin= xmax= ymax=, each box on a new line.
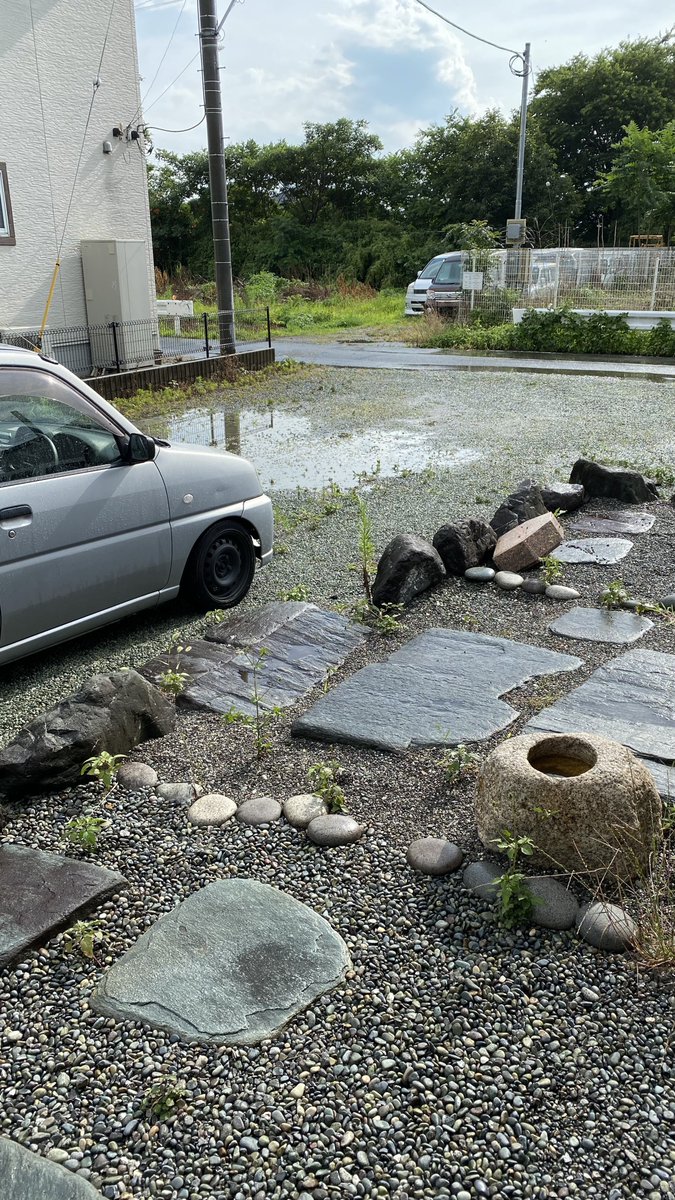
xmin=293 ymin=629 xmax=582 ymax=752
xmin=552 ymin=538 xmax=634 ymax=565
xmin=549 ymin=607 xmax=653 ymax=644
xmin=142 ymin=602 xmax=368 ymax=716
xmin=0 ymin=1136 xmax=103 ymax=1199
xmin=92 ymin=880 xmax=350 ymax=1045
xmin=0 ymin=846 xmax=125 ymax=968
xmin=525 ymin=648 xmax=675 ymax=763
xmin=569 ymin=511 xmax=655 ymax=536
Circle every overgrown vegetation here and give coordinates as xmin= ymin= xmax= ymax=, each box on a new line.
xmin=409 ymin=309 xmax=675 ymax=357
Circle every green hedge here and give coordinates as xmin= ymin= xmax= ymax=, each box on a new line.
xmin=416 ymin=309 xmax=675 ymax=357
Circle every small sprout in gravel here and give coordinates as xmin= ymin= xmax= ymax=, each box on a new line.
xmin=321 ymin=481 xmax=344 ymax=515
xmin=275 ymin=541 xmax=290 ymax=556
xmin=601 ymin=579 xmax=630 ymax=609
xmin=351 ymin=599 xmax=404 ymax=636
xmin=308 ymin=760 xmax=347 ymax=813
xmin=322 ymin=665 xmax=339 ymax=693
xmin=461 ymin=611 xmax=480 ymax=631
xmin=222 ymin=646 xmax=282 ymax=757
xmin=63 ymin=919 xmax=104 ymax=960
xmin=81 ymin=750 xmax=126 ymax=793
xmin=541 ymin=554 xmax=563 ymax=586
xmin=438 ymin=743 xmax=479 ymax=782
xmin=141 ymin=1076 xmax=188 ymax=1121
xmin=64 ymin=815 xmax=109 ymax=853
xmin=494 ymin=830 xmax=536 ymax=929
xmin=277 ymin=584 xmax=309 ymax=602
xmin=355 ymin=495 xmax=377 ymax=602
xmin=158 ymin=668 xmax=190 ymax=696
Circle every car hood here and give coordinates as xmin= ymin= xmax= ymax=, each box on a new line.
xmin=154 ymin=442 xmax=263 ymax=518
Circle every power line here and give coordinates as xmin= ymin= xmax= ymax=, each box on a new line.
xmin=148 ymin=113 xmax=206 ymax=132
xmin=412 ymin=0 xmax=524 ymax=67
xmin=135 ymin=0 xmax=187 ymax=121
xmin=141 ymin=48 xmax=201 ymax=116
xmin=28 ymin=0 xmax=59 ymax=258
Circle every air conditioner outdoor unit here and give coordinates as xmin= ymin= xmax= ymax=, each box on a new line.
xmin=80 ymin=239 xmax=158 ymax=371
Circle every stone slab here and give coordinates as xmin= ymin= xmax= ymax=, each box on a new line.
xmin=639 ymin=757 xmax=675 ymax=804
xmin=569 ymin=511 xmax=655 ymax=536
xmin=92 ymin=880 xmax=350 ymax=1045
xmin=552 ymin=538 xmax=633 ymax=565
xmin=0 ymin=1136 xmax=104 ymax=1199
xmin=293 ymin=629 xmax=582 ymax=752
xmin=549 ymin=607 xmax=653 ymax=644
xmin=525 ymin=648 xmax=675 ymax=763
xmin=141 ymin=603 xmax=368 ymax=716
xmin=0 ymin=845 xmax=126 ymax=969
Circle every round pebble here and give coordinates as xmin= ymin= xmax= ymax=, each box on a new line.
xmin=406 ymin=837 xmax=464 ymax=875
xmin=283 ymin=793 xmax=328 ymax=829
xmin=464 ymin=566 xmax=495 ymax=583
xmin=521 ymin=578 xmax=547 ymax=595
xmin=577 ymin=901 xmax=638 ymax=951
xmin=187 ymin=792 xmax=237 ymax=827
xmin=116 ymin=761 xmax=158 ymax=791
xmin=462 ymin=860 xmax=501 ymax=899
xmin=527 ymin=876 xmax=580 ymax=930
xmin=494 ymin=570 xmax=524 ymax=590
xmin=236 ymin=796 xmax=282 ymax=825
xmin=157 ymin=781 xmax=201 ymax=805
xmin=306 ymin=815 xmax=365 ymax=846
xmin=545 ymin=584 xmax=581 ymax=600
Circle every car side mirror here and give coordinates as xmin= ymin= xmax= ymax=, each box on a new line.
xmin=417 ymin=271 xmax=422 ymax=277
xmin=126 ymin=432 xmax=156 ymax=463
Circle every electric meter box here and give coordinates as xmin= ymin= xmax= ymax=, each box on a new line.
xmin=505 ymin=218 xmax=527 ymax=245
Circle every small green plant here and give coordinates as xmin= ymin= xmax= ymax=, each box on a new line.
xmin=277 ymin=584 xmax=309 ymax=602
xmin=142 ymin=1076 xmax=188 ymax=1121
xmin=600 ymin=579 xmax=630 ymax=609
xmin=493 ymin=830 xmax=536 ymax=928
xmin=540 ymin=555 xmax=563 ymax=586
xmin=64 ymin=815 xmax=109 ymax=852
xmin=461 ymin=612 xmax=480 ymax=631
xmin=221 ymin=646 xmax=282 ymax=757
xmin=158 ymin=634 xmax=192 ymax=696
xmin=80 ymin=750 xmax=126 ymax=792
xmin=351 ymin=598 xmax=403 ymax=635
xmin=308 ymin=760 xmax=347 ymax=813
xmin=322 ymin=666 xmax=338 ymax=693
xmin=438 ymin=744 xmax=479 ymax=781
xmin=355 ymin=496 xmax=376 ymax=603
xmin=63 ymin=919 xmax=104 ymax=960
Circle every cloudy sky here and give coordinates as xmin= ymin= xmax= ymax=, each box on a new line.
xmin=133 ymin=0 xmax=674 ymax=154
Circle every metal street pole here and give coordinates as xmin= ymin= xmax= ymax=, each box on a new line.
xmin=514 ymin=42 xmax=531 ymax=221
xmin=198 ymin=0 xmax=236 ymax=355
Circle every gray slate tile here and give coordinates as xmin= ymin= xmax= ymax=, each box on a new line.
xmin=568 ymin=511 xmax=655 ymax=536
xmin=549 ymin=607 xmax=653 ymax=644
xmin=293 ymin=629 xmax=582 ymax=752
xmin=0 ymin=1136 xmax=104 ymax=1199
xmin=552 ymin=538 xmax=633 ymax=565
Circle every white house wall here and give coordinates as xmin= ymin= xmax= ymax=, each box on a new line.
xmin=0 ymin=0 xmax=157 ymax=330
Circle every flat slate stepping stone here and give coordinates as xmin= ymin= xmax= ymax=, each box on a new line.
xmin=141 ymin=602 xmax=368 ymax=716
xmin=236 ymin=796 xmax=282 ymax=825
xmin=638 ymin=757 xmax=675 ymax=804
xmin=0 ymin=845 xmax=125 ymax=969
xmin=525 ymin=648 xmax=675 ymax=762
xmin=283 ymin=794 xmax=327 ymax=828
xmin=577 ymin=902 xmax=637 ymax=952
xmin=462 ymin=860 xmax=501 ymax=900
xmin=0 ymin=1136 xmax=103 ymax=1199
xmin=527 ymin=877 xmax=579 ymax=930
xmin=406 ymin=837 xmax=464 ymax=875
xmin=549 ymin=607 xmax=653 ymax=644
xmin=552 ymin=538 xmax=633 ymax=565
xmin=293 ymin=629 xmax=582 ymax=752
xmin=569 ymin=510 xmax=655 ymax=536
xmin=92 ymin=880 xmax=350 ymax=1044
xmin=187 ymin=793 xmax=237 ymax=827
xmin=306 ymin=815 xmax=365 ymax=846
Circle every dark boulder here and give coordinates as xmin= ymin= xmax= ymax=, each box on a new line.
xmin=372 ymin=534 xmax=445 ymax=608
xmin=541 ymin=482 xmax=585 ymax=512
xmin=432 ymin=518 xmax=497 ymax=574
xmin=570 ymin=458 xmax=658 ymax=504
xmin=490 ymin=478 xmax=547 ymax=538
xmin=0 ymin=670 xmax=175 ymax=799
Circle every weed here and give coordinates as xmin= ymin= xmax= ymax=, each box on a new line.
xmin=351 ymin=599 xmax=404 ymax=635
xmin=275 ymin=541 xmax=290 ymax=556
xmin=278 ymin=584 xmax=309 ymax=602
xmin=307 ymin=761 xmax=347 ymax=813
xmin=540 ymin=555 xmax=563 ymax=586
xmin=600 ymin=579 xmax=630 ymax=609
xmin=221 ymin=646 xmax=282 ymax=757
xmin=355 ymin=496 xmax=376 ymax=603
xmin=493 ymin=830 xmax=536 ymax=928
xmin=461 ymin=612 xmax=480 ymax=631
xmin=63 ymin=919 xmax=104 ymax=960
xmin=158 ymin=634 xmax=192 ymax=696
xmin=64 ymin=815 xmax=109 ymax=852
xmin=81 ymin=751 xmax=126 ymax=793
xmin=142 ymin=1076 xmax=188 ymax=1121
xmin=438 ymin=744 xmax=479 ymax=782
xmin=322 ymin=666 xmax=338 ymax=693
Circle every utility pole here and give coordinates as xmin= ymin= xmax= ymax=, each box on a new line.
xmin=513 ymin=42 xmax=531 ymax=222
xmin=198 ymin=0 xmax=235 ymax=355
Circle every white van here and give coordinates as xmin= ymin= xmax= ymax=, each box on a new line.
xmin=404 ymin=253 xmax=462 ymax=315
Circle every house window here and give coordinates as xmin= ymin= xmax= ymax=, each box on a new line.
xmin=0 ymin=163 xmax=16 ymax=245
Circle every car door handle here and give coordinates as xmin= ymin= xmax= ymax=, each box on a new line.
xmin=0 ymin=505 xmax=32 ymax=523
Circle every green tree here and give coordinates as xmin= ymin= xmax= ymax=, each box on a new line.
xmin=596 ymin=121 xmax=675 ymax=240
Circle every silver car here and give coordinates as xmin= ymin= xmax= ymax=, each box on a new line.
xmin=404 ymin=252 xmax=461 ymax=315
xmin=0 ymin=345 xmax=273 ymax=665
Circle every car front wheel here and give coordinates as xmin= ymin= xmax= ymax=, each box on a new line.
xmin=182 ymin=520 xmax=256 ymax=609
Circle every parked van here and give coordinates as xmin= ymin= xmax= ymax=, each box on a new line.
xmin=404 ymin=252 xmax=462 ymax=315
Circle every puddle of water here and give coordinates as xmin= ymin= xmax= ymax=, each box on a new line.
xmin=151 ymin=405 xmax=482 ymax=491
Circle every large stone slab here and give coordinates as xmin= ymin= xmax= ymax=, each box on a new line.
xmin=552 ymin=537 xmax=633 ymax=565
xmin=293 ymin=630 xmax=582 ymax=752
xmin=525 ymin=649 xmax=675 ymax=763
xmin=569 ymin=510 xmax=655 ymax=536
xmin=639 ymin=758 xmax=675 ymax=804
xmin=549 ymin=607 xmax=653 ymax=644
xmin=141 ymin=603 xmax=368 ymax=716
xmin=92 ymin=880 xmax=350 ymax=1044
xmin=0 ymin=845 xmax=126 ymax=968
xmin=0 ymin=1136 xmax=104 ymax=1199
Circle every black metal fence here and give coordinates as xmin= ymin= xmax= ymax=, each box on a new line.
xmin=0 ymin=308 xmax=271 ymax=378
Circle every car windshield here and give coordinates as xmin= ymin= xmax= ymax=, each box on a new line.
xmin=433 ymin=259 xmax=462 ymax=285
xmin=419 ymin=257 xmax=445 ymax=278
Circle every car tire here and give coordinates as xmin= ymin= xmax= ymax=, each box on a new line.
xmin=182 ymin=520 xmax=256 ymax=610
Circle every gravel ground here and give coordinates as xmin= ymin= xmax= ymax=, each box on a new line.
xmin=1 ymin=366 xmax=675 ymax=1200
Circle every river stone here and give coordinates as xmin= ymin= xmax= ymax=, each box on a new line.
xmin=141 ymin=602 xmax=368 ymax=717
xmin=406 ymin=837 xmax=464 ymax=876
xmin=293 ymin=629 xmax=581 ymax=752
xmin=158 ymin=781 xmax=201 ymax=805
xmin=306 ymin=815 xmax=365 ymax=846
xmin=462 ymin=860 xmax=501 ymax=900
xmin=117 ymin=761 xmax=158 ymax=791
xmin=527 ymin=876 xmax=579 ymax=930
xmin=372 ymin=533 xmax=445 ymax=607
xmin=569 ymin=510 xmax=655 ymax=536
xmin=490 ymin=479 xmax=547 ymax=538
xmin=545 ymin=584 xmax=581 ymax=600
xmin=236 ymin=796 xmax=282 ymax=825
xmin=522 ymin=578 xmax=547 ymax=595
xmin=570 ymin=458 xmax=659 ymax=504
xmin=662 ymin=594 xmax=675 ymax=609
xmin=552 ymin=538 xmax=633 ymax=565
xmin=283 ymin=794 xmax=327 ymax=828
xmin=577 ymin=902 xmax=637 ymax=952
xmin=525 ymin=647 xmax=675 ymax=762
xmin=432 ymin=519 xmax=496 ymax=574
xmin=92 ymin=880 xmax=350 ymax=1044
xmin=541 ymin=482 xmax=585 ymax=512
xmin=549 ymin=607 xmax=653 ymax=644
xmin=0 ymin=845 xmax=126 ymax=968
xmin=494 ymin=571 xmax=524 ymax=590
xmin=187 ymin=793 xmax=237 ymax=827
xmin=465 ymin=566 xmax=495 ymax=583
xmin=0 ymin=1136 xmax=104 ymax=1199
xmin=0 ymin=670 xmax=175 ymax=799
